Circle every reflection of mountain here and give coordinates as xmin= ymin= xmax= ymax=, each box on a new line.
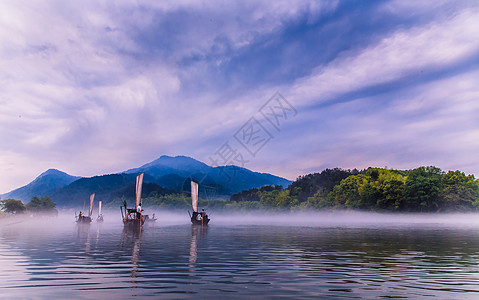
xmin=2 ymin=156 xmax=291 ymax=208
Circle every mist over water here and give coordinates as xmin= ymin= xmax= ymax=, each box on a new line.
xmin=4 ymin=210 xmax=479 ymax=227
xmin=2 ymin=211 xmax=479 ymax=298
xmin=210 ymin=211 xmax=479 ymax=228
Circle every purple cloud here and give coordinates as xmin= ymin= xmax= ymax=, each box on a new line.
xmin=0 ymin=0 xmax=478 ymax=193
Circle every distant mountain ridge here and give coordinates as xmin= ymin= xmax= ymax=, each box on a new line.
xmin=2 ymin=169 xmax=81 ymax=201
xmin=1 ymin=156 xmax=292 ymax=207
xmin=125 ymin=155 xmax=290 ymax=194
xmin=126 ymin=155 xmax=210 ymax=175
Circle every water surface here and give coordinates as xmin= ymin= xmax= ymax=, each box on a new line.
xmin=1 ymin=212 xmax=479 ymax=299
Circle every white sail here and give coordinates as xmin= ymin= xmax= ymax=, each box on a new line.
xmin=89 ymin=193 xmax=95 ymax=217
xmin=98 ymin=201 xmax=102 ymax=217
xmin=135 ymin=172 xmax=144 ymax=210
xmin=191 ymin=180 xmax=198 ymax=213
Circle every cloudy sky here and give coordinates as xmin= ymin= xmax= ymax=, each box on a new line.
xmin=1 ymin=0 xmax=479 ymax=193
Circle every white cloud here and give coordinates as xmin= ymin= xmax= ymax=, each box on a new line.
xmin=273 ymin=67 xmax=479 ymax=179
xmin=289 ymin=8 xmax=479 ymax=106
xmin=1 ymin=0 xmax=478 ymax=194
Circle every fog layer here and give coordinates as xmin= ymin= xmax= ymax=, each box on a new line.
xmin=3 ymin=210 xmax=479 ymax=231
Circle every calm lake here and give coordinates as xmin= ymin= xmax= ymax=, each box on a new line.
xmin=1 ymin=211 xmax=479 ymax=299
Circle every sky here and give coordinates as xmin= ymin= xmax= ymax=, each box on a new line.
xmin=1 ymin=0 xmax=479 ymax=194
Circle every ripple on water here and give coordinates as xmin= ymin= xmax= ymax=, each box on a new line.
xmin=2 ymin=221 xmax=479 ymax=298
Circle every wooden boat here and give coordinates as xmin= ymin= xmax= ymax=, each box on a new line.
xmin=97 ymin=201 xmax=104 ymax=222
xmin=144 ymin=213 xmax=157 ymax=225
xmin=77 ymin=193 xmax=94 ymax=224
xmin=120 ymin=173 xmax=145 ymax=228
xmin=189 ymin=181 xmax=210 ymax=225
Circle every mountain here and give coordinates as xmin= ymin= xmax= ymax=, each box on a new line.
xmin=50 ymin=173 xmax=173 ymax=207
xmin=125 ymin=155 xmax=211 ymax=177
xmin=2 ymin=156 xmax=292 ymax=207
xmin=209 ymin=165 xmax=290 ymax=193
xmin=127 ymin=155 xmax=291 ymax=194
xmin=1 ymin=169 xmax=81 ymax=202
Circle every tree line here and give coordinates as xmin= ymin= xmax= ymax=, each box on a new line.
xmin=2 ymin=166 xmax=478 ymax=213
xmin=0 ymin=196 xmax=57 ymax=215
xmin=228 ymin=166 xmax=479 ymax=212
xmin=123 ymin=166 xmax=479 ymax=212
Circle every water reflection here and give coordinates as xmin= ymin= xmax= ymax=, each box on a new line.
xmin=189 ymin=225 xmax=208 ymax=266
xmin=189 ymin=227 xmax=197 ymax=265
xmin=95 ymin=221 xmax=102 ymax=247
xmin=120 ymin=226 xmax=142 ymax=286
xmin=2 ymin=217 xmax=479 ymax=298
xmin=76 ymin=223 xmax=91 ymax=254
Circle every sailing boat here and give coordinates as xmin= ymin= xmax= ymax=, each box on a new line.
xmin=189 ymin=180 xmax=210 ymax=225
xmin=97 ymin=201 xmax=104 ymax=222
xmin=77 ymin=193 xmax=94 ymax=224
xmin=120 ymin=172 xmax=145 ymax=228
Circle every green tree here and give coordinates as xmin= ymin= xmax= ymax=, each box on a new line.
xmin=1 ymin=199 xmax=26 ymax=214
xmin=442 ymin=171 xmax=479 ymax=211
xmin=230 ymin=188 xmax=261 ymax=202
xmin=378 ymin=179 xmax=405 ymax=210
xmin=289 ymin=168 xmax=352 ymax=203
xmin=26 ymin=196 xmax=57 ymax=213
xmin=275 ymin=190 xmax=297 ymax=208
xmin=404 ymin=166 xmax=443 ymax=212
xmin=374 ymin=168 xmax=406 ymax=210
xmin=360 ymin=182 xmax=382 ymax=208
xmin=259 ymin=189 xmax=281 ymax=207
xmin=329 ymin=168 xmax=406 ymax=211
xmin=330 ymin=174 xmax=369 ymax=208
xmin=258 ymin=188 xmax=297 ymax=209
xmin=305 ymin=187 xmax=332 ymax=209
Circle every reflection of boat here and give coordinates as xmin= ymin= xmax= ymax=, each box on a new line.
xmin=97 ymin=201 xmax=104 ymax=222
xmin=119 ymin=225 xmax=142 ymax=286
xmin=189 ymin=226 xmax=198 ymax=264
xmin=120 ymin=173 xmax=145 ymax=228
xmin=189 ymin=225 xmax=208 ymax=266
xmin=76 ymin=193 xmax=94 ymax=224
xmin=189 ymin=181 xmax=210 ymax=225
xmin=76 ymin=219 xmax=91 ymax=253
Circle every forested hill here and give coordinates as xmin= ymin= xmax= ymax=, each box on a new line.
xmin=229 ymin=166 xmax=479 ymax=212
